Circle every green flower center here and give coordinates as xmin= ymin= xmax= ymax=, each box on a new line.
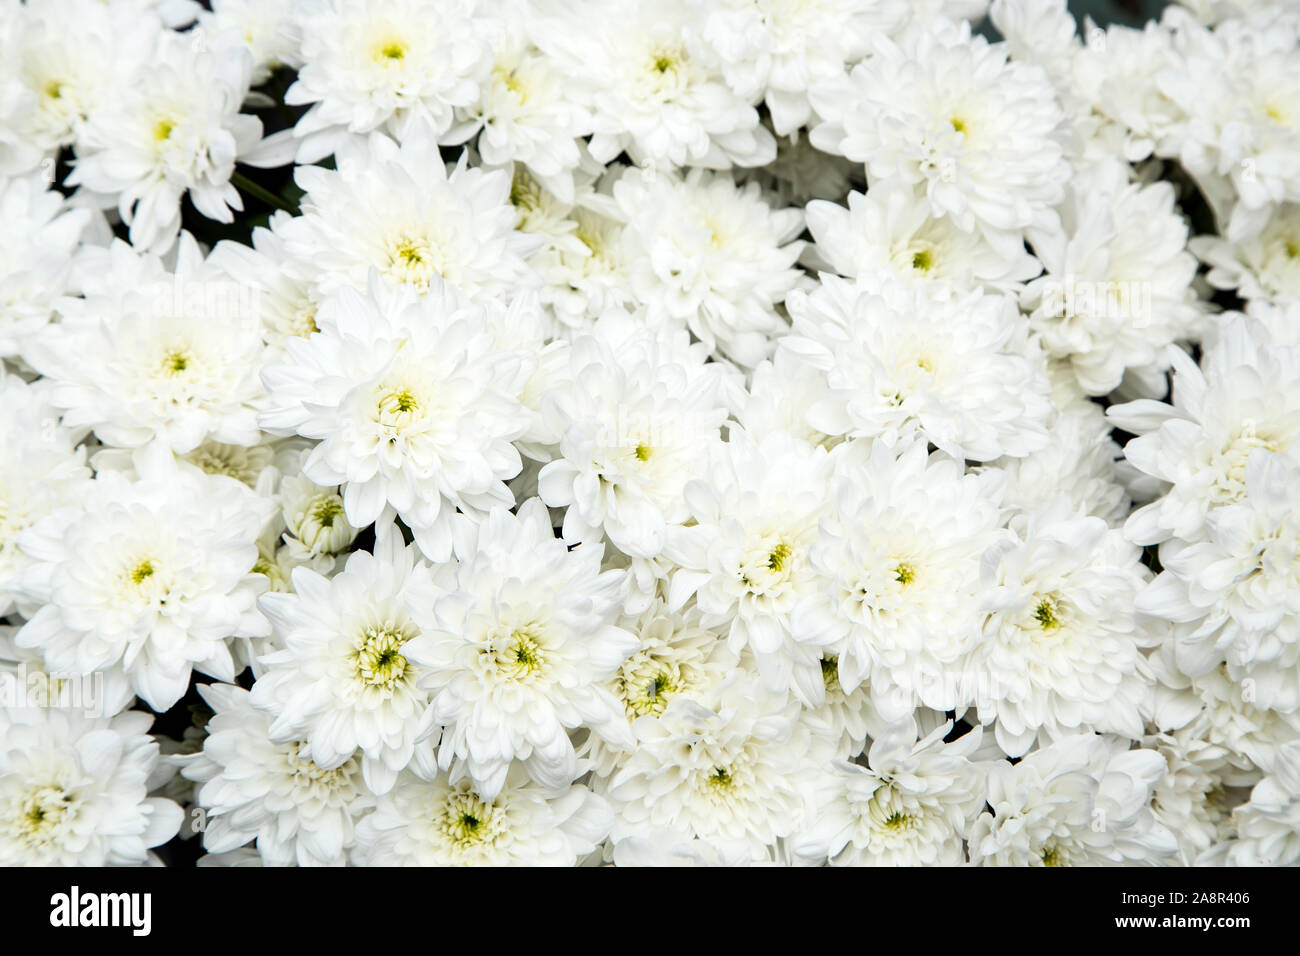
xmin=353 ymin=625 xmax=413 ymax=692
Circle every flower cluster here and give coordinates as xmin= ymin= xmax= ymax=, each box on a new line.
xmin=1 ymin=0 xmax=1298 ymax=867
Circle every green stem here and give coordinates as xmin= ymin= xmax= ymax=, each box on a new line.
xmin=231 ymin=170 xmax=298 ymax=215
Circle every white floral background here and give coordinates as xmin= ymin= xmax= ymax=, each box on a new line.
xmin=1 ymin=0 xmax=1299 ymax=867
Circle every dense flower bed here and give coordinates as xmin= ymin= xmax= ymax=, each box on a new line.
xmin=2 ymin=0 xmax=1299 ymax=866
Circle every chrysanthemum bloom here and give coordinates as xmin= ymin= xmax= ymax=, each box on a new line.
xmin=537 ymin=0 xmax=775 ymax=169
xmin=0 ymin=706 xmax=183 ymax=865
xmin=610 ymin=826 xmax=757 ymax=867
xmin=1222 ymin=742 xmax=1300 ymax=865
xmin=0 ymin=167 xmax=93 ymax=360
xmin=794 ymin=438 xmax=1005 ymax=720
xmin=0 ymin=372 xmax=91 ymax=619
xmin=797 ymin=654 xmax=880 ymax=760
xmin=968 ymin=734 xmax=1176 ymax=865
xmin=536 ymin=315 xmax=733 ymax=559
xmin=664 ymin=428 xmax=835 ymax=703
xmin=782 ymin=274 xmax=1052 ymax=461
xmin=66 ymin=29 xmax=284 ymax=255
xmin=205 ymin=214 xmax=323 ymax=358
xmin=182 ymin=682 xmax=375 ymax=866
xmin=1021 ymin=157 xmax=1204 ymax=396
xmin=199 ymin=0 xmax=301 ymax=88
xmin=1148 ymin=640 xmax=1300 ymax=779
xmin=1193 ymin=203 xmax=1300 ymax=306
xmin=508 ymin=167 xmax=637 ymax=333
xmin=15 ymin=449 xmax=275 ymax=711
xmin=286 ymin=0 xmax=490 ymax=163
xmin=1139 ymin=450 xmax=1300 ymax=685
xmin=810 ymin=16 xmax=1070 ymax=257
xmin=276 ymin=473 xmax=358 ymax=564
xmin=793 ymin=718 xmax=987 ymax=866
xmin=614 ymin=165 xmax=804 ymax=368
xmin=24 ymin=235 xmax=268 ymax=454
xmin=5 ymin=0 xmax=167 ymax=156
xmin=970 ymin=498 xmax=1155 ymax=756
xmin=1109 ymin=317 xmax=1300 ymax=546
xmin=1156 ymin=13 xmax=1300 ymax=241
xmin=402 ymin=500 xmax=637 ymax=798
xmin=259 ymin=276 xmax=532 ymax=562
xmin=986 ymin=397 xmax=1131 ymax=528
xmin=276 ymin=122 xmax=540 ymax=306
xmin=699 ymin=0 xmax=907 ymax=136
xmin=252 ymin=523 xmax=437 ymax=794
xmin=353 ymin=763 xmax=610 ymax=866
xmin=1145 ymin=729 xmax=1242 ymax=865
xmin=457 ymin=17 xmax=591 ymax=202
xmin=602 ymin=676 xmax=813 ymax=853
xmin=584 ymin=600 xmax=738 ymax=777
xmin=804 ymin=182 xmax=1040 ymax=294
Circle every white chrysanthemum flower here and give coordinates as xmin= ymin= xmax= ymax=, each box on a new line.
xmin=1140 ymin=450 xmax=1300 ymax=680
xmin=276 ymin=473 xmax=359 ymax=563
xmin=24 ymin=236 xmax=267 ymax=454
xmin=458 ymin=19 xmax=590 ymax=202
xmin=259 ymin=276 xmax=531 ymax=562
xmin=1149 ymin=639 xmax=1300 ymax=778
xmin=738 ymin=349 xmax=840 ymax=450
xmin=585 ymin=600 xmax=738 ymax=777
xmin=0 ymin=6 xmax=38 ymax=174
xmin=0 ymin=625 xmax=135 ymax=718
xmin=276 ymin=123 xmax=540 ymax=305
xmin=1157 ymin=15 xmax=1300 ymax=241
xmin=699 ymin=0 xmax=907 ymax=136
xmin=353 ymin=763 xmax=609 ymax=866
xmin=1109 ymin=317 xmax=1300 ymax=546
xmin=7 ymin=0 xmax=163 ymax=156
xmin=537 ymin=0 xmax=775 ymax=169
xmin=664 ymin=429 xmax=834 ymax=703
xmin=286 ymin=0 xmax=490 ymax=163
xmin=177 ymin=438 xmax=281 ymax=490
xmin=65 ymin=30 xmax=274 ymax=254
xmin=988 ymin=398 xmax=1130 ymax=527
xmin=795 ymin=439 xmax=1005 ymax=720
xmin=252 ymin=524 xmax=436 ymax=794
xmin=0 ymin=168 xmax=93 ymax=360
xmin=15 ymin=450 xmax=275 ymax=711
xmin=1021 ymin=158 xmax=1203 ymax=396
xmin=969 ymin=734 xmax=1176 ymax=866
xmin=402 ymin=500 xmax=637 ymax=798
xmin=810 ymin=18 xmax=1069 ymax=256
xmin=614 ymin=165 xmax=804 ymax=368
xmin=782 ymin=274 xmax=1052 ymax=460
xmin=508 ymin=167 xmax=636 ymax=332
xmin=181 ymin=682 xmax=375 ymax=866
xmin=199 ymin=0 xmax=300 ymax=87
xmin=1193 ymin=203 xmax=1300 ymax=304
xmin=1223 ymin=742 xmax=1300 ymax=865
xmin=804 ymin=182 xmax=1040 ymax=294
xmin=0 ymin=373 xmax=91 ymax=619
xmin=798 ymin=654 xmax=880 ymax=761
xmin=611 ymin=826 xmax=759 ymax=867
xmin=1066 ymin=16 xmax=1190 ymax=163
xmin=793 ymin=719 xmax=987 ymax=866
xmin=602 ymin=677 xmax=814 ymax=852
xmin=0 ymin=706 xmax=182 ymax=865
xmin=536 ymin=316 xmax=733 ymax=559
xmin=971 ymin=499 xmax=1154 ymax=756
xmin=1145 ymin=729 xmax=1241 ymax=865
xmin=205 ymin=216 xmax=322 ymax=358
